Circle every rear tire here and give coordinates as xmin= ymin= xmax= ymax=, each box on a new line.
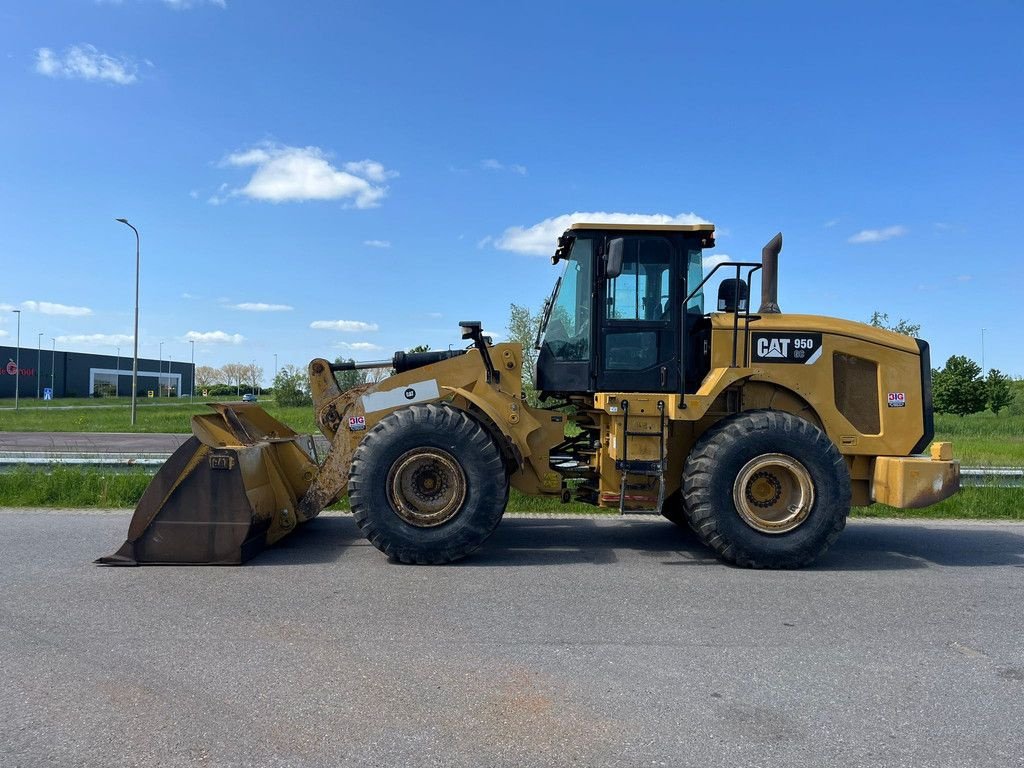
xmin=349 ymin=404 xmax=508 ymax=564
xmin=683 ymin=410 xmax=850 ymax=568
xmin=660 ymin=490 xmax=691 ymax=531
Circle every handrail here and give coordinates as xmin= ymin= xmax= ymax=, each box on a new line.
xmin=684 ymin=261 xmax=762 ymax=368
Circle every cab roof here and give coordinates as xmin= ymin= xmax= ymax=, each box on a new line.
xmin=568 ymin=222 xmax=716 ymax=233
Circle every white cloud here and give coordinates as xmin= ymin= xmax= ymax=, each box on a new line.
xmin=0 ymin=330 xmax=8 ymax=338
xmin=495 ymin=211 xmax=711 ymax=256
xmin=335 ymin=341 xmax=383 ymax=351
xmin=823 ymin=218 xmax=840 ymax=228
xmin=310 ymin=320 xmax=379 ymax=332
xmin=343 ymin=160 xmax=398 ymax=184
xmin=702 ymin=253 xmax=733 ymax=271
xmin=162 ymin=0 xmax=227 ymax=8
xmin=229 ymin=302 xmax=293 ymax=312
xmin=426 ymin=312 xmax=443 ymax=319
xmin=956 ymin=275 xmax=972 ymax=282
xmin=55 ymin=333 xmax=134 ymax=346
xmin=848 ymin=225 xmax=908 ymax=244
xmin=98 ymin=0 xmax=227 ymax=8
xmin=363 ymin=239 xmax=391 ymax=249
xmin=184 ymin=330 xmax=245 ymax=344
xmin=481 ymin=159 xmax=527 ymax=176
xmin=21 ymin=300 xmax=93 ymax=316
xmin=221 ymin=143 xmax=395 ymax=208
xmin=35 ymin=44 xmax=139 ymax=85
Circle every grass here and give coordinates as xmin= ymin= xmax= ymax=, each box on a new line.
xmin=0 ymin=466 xmax=154 ymax=508
xmin=851 ymin=487 xmax=1024 ymax=521
xmin=0 ymin=467 xmax=1020 ymax=522
xmin=933 ymin=412 xmax=1024 ymax=466
xmin=0 ymin=396 xmax=317 ymax=435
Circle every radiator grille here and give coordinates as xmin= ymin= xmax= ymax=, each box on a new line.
xmin=833 ymin=353 xmax=880 ymax=435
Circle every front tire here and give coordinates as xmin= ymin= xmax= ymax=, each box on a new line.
xmin=348 ymin=404 xmax=508 ymax=564
xmin=683 ymin=410 xmax=850 ymax=568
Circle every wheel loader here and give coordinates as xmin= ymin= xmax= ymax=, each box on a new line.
xmin=98 ymin=223 xmax=960 ymax=568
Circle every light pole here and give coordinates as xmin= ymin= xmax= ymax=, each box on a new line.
xmin=158 ymin=341 xmax=163 ymax=398
xmin=115 ymin=345 xmax=121 ymax=397
xmin=168 ymin=354 xmax=173 ymax=397
xmin=50 ymin=338 xmax=55 ymax=397
xmin=190 ymin=340 xmax=195 ymax=404
xmin=116 ymin=218 xmax=140 ymax=425
xmin=11 ymin=309 xmax=20 ymax=410
xmin=36 ymin=333 xmax=42 ymax=399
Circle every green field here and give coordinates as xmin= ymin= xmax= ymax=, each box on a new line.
xmin=1 ymin=398 xmax=1020 ymax=466
xmin=0 ymin=396 xmax=318 ymax=435
xmin=933 ymin=412 xmax=1024 ymax=466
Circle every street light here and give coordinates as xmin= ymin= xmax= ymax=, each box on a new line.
xmin=50 ymin=337 xmax=55 ymax=398
xmin=115 ymin=345 xmax=121 ymax=397
xmin=190 ymin=339 xmax=195 ymax=404
xmin=11 ymin=309 xmax=20 ymax=411
xmin=116 ymin=218 xmax=140 ymax=426
xmin=158 ymin=341 xmax=163 ymax=398
xmin=36 ymin=332 xmax=42 ymax=399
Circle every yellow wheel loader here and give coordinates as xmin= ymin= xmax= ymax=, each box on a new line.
xmin=98 ymin=223 xmax=960 ymax=568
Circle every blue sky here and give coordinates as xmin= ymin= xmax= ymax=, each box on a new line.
xmin=1 ymin=1 xmax=1022 ymax=381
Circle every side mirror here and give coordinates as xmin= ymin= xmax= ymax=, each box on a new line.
xmin=717 ymin=278 xmax=749 ymax=312
xmin=459 ymin=320 xmax=482 ymax=341
xmin=606 ymin=237 xmax=624 ymax=279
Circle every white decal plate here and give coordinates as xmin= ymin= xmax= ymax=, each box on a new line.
xmin=361 ymin=379 xmax=440 ymax=413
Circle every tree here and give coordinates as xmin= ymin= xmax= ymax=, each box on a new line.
xmin=508 ymin=303 xmax=542 ymax=404
xmin=272 ymin=364 xmax=311 ymax=407
xmin=194 ymin=365 xmax=222 ymax=389
xmin=986 ymin=368 xmax=1014 ymax=416
xmin=932 ymin=355 xmax=986 ymax=416
xmin=332 ymin=357 xmax=367 ymax=392
xmin=1008 ymin=378 xmax=1024 ymax=416
xmin=220 ymin=363 xmax=246 ymax=396
xmin=868 ymin=311 xmax=921 ymax=337
xmin=365 ymin=367 xmax=391 ymax=384
xmin=246 ymin=363 xmax=264 ymax=394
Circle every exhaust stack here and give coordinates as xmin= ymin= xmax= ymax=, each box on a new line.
xmin=758 ymin=232 xmax=783 ymax=314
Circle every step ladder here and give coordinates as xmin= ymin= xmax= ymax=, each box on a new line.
xmin=616 ymin=399 xmax=667 ymax=515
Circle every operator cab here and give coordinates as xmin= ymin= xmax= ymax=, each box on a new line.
xmin=536 ymin=222 xmax=717 ymax=398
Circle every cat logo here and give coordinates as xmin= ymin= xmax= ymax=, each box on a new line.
xmin=756 ymin=337 xmax=790 ymax=358
xmin=750 ymin=332 xmax=823 ymax=364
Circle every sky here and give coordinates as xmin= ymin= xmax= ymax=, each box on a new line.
xmin=1 ymin=1 xmax=1022 ymax=383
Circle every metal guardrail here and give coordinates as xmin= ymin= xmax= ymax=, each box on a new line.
xmin=0 ymin=452 xmax=169 ymax=466
xmin=0 ymin=451 xmax=1020 ymax=486
xmin=960 ymin=467 xmax=1023 ymax=488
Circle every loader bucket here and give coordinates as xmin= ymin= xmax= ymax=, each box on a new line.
xmin=96 ymin=404 xmax=319 ymax=565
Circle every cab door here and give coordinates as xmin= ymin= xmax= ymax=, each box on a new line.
xmin=597 ymin=236 xmax=680 ymax=393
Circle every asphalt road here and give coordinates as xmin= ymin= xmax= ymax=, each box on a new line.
xmin=0 ymin=431 xmax=190 ymax=453
xmin=2 ymin=511 xmax=1022 ymax=768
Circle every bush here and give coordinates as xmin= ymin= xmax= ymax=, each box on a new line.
xmin=273 ymin=365 xmax=312 ymax=407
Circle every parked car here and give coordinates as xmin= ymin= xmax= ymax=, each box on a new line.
xmin=242 ymin=393 xmax=257 ymax=403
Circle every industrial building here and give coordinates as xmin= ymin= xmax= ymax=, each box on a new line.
xmin=0 ymin=345 xmax=194 ymax=399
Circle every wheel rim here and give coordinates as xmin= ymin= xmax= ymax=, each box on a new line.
xmin=732 ymin=453 xmax=815 ymax=534
xmin=387 ymin=448 xmax=467 ymax=527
